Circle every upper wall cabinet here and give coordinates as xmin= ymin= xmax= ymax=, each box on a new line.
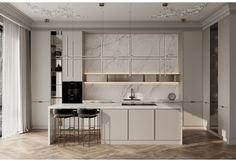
xmin=84 ymin=34 xmax=102 ymax=57
xmin=84 ymin=33 xmax=179 ymax=75
xmin=62 ymin=31 xmax=83 ymax=81
xmin=103 ymin=34 xmax=129 ymax=57
xmin=165 ymin=34 xmax=178 ymax=57
xmin=132 ymin=34 xmax=165 ymax=56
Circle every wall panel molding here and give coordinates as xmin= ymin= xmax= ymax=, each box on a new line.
xmin=31 ymin=20 xmax=202 ymax=31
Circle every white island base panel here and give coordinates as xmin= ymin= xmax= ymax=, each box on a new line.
xmin=48 ymin=103 xmax=182 ymax=145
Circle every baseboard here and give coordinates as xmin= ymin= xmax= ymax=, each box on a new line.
xmin=182 ymin=126 xmax=206 ymax=130
xmin=207 ymin=129 xmax=223 ymax=139
xmin=31 ymin=126 xmax=48 ymax=130
xmin=228 ymin=137 xmax=236 ymax=145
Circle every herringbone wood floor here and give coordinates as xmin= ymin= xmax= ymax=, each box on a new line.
xmin=0 ymin=130 xmax=236 ymax=159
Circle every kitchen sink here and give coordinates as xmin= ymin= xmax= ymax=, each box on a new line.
xmin=121 ymin=102 xmax=157 ymax=106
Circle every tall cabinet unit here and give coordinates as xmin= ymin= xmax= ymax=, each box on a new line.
xmin=218 ymin=17 xmax=230 ymax=142
xmin=31 ymin=31 xmax=51 ymax=129
xmin=183 ymin=31 xmax=203 ymax=128
xmin=62 ymin=31 xmax=83 ymax=81
xmin=51 ymin=31 xmax=63 ymax=104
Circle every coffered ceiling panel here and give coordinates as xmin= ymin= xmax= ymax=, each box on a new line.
xmin=11 ymin=3 xmax=222 ymax=22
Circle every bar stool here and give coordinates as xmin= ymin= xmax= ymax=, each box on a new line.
xmin=53 ymin=109 xmax=76 ymax=144
xmin=78 ymin=108 xmax=100 ymax=146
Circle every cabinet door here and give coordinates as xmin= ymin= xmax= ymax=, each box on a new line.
xmin=183 ymin=102 xmax=203 ymax=127
xmin=218 ymin=106 xmax=229 ymax=141
xmin=129 ymin=110 xmax=154 ymax=140
xmin=73 ymin=31 xmax=83 ymax=57
xmin=183 ymin=31 xmax=203 ymax=127
xmin=101 ymin=109 xmax=128 ymax=141
xmin=73 ymin=59 xmax=83 ymax=81
xmin=62 ymin=59 xmax=73 ymax=81
xmin=62 ymin=31 xmax=83 ymax=81
xmin=183 ymin=31 xmax=203 ymax=101
xmin=31 ymin=31 xmax=50 ymax=101
xmin=156 ymin=109 xmax=181 ymax=140
xmin=31 ymin=102 xmax=50 ymax=129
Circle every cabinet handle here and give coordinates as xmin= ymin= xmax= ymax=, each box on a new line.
xmin=32 ymin=101 xmax=49 ymax=103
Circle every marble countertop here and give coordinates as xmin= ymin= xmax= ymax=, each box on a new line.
xmin=48 ymin=101 xmax=182 ymax=110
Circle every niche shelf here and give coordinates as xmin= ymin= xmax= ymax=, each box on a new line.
xmin=83 ymin=73 xmax=180 ymax=83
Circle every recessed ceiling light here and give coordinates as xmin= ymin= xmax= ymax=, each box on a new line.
xmin=181 ymin=18 xmax=186 ymax=22
xmin=44 ymin=18 xmax=50 ymax=23
xmin=162 ymin=3 xmax=168 ymax=7
xmin=99 ymin=3 xmax=105 ymax=7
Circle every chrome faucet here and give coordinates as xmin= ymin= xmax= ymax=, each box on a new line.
xmin=129 ymin=88 xmax=135 ymax=100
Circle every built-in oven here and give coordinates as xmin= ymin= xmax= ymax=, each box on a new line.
xmin=62 ymin=81 xmax=82 ymax=103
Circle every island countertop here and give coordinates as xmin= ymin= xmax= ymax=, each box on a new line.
xmin=48 ymin=102 xmax=182 ymax=110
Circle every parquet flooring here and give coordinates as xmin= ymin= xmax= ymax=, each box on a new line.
xmin=1 ymin=130 xmax=236 ymax=159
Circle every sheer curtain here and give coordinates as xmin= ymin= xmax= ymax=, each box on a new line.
xmin=19 ymin=27 xmax=31 ymax=133
xmin=2 ymin=18 xmax=31 ymax=138
xmin=2 ymin=18 xmax=20 ymax=138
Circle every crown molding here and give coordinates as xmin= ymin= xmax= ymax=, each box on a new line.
xmin=202 ymin=4 xmax=230 ymax=30
xmin=0 ymin=3 xmax=33 ymax=30
xmin=31 ymin=20 xmax=202 ymax=31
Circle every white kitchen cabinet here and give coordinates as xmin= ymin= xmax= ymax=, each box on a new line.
xmin=183 ymin=31 xmax=203 ymax=128
xmin=202 ymin=28 xmax=210 ymax=129
xmin=103 ymin=34 xmax=129 ymax=57
xmin=155 ymin=109 xmax=181 ymax=140
xmin=32 ymin=101 xmax=50 ymax=129
xmin=31 ymin=31 xmax=50 ymax=101
xmin=129 ymin=110 xmax=154 ymax=140
xmin=102 ymin=59 xmax=129 ymax=74
xmin=165 ymin=34 xmax=178 ymax=57
xmin=183 ymin=102 xmax=203 ymax=127
xmin=101 ymin=109 xmax=128 ymax=142
xmin=62 ymin=31 xmax=83 ymax=81
xmin=132 ymin=34 xmax=164 ymax=56
xmin=31 ymin=31 xmax=51 ymax=129
xmin=218 ymin=17 xmax=230 ymax=141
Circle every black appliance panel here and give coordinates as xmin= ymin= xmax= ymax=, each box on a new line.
xmin=62 ymin=81 xmax=82 ymax=103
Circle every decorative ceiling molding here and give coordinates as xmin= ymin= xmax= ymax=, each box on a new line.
xmin=26 ymin=3 xmax=88 ymax=19
xmin=202 ymin=4 xmax=230 ymax=30
xmin=151 ymin=3 xmax=208 ymax=19
xmin=0 ymin=3 xmax=33 ymax=30
xmin=31 ymin=20 xmax=202 ymax=31
xmin=0 ymin=3 xmax=232 ymax=31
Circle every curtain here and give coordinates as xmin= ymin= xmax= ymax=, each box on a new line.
xmin=19 ymin=27 xmax=31 ymax=133
xmin=2 ymin=18 xmax=31 ymax=138
xmin=2 ymin=18 xmax=20 ymax=138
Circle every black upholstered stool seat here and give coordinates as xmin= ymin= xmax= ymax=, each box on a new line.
xmin=78 ymin=108 xmax=98 ymax=118
xmin=77 ymin=108 xmax=100 ymax=146
xmin=52 ymin=109 xmax=77 ymax=145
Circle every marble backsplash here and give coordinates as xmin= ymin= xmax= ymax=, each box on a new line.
xmin=84 ymin=83 xmax=180 ymax=101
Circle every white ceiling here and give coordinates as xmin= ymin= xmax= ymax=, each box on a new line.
xmin=11 ymin=3 xmax=223 ymax=22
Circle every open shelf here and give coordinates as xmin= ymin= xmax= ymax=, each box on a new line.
xmin=84 ymin=73 xmax=180 ymax=82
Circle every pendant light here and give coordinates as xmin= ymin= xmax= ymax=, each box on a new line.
xmin=100 ymin=3 xmax=105 ymax=75
xmin=129 ymin=3 xmax=132 ymax=76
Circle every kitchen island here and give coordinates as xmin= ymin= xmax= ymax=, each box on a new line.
xmin=48 ymin=102 xmax=182 ymax=145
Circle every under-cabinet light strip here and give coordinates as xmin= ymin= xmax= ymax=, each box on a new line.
xmin=84 ymin=82 xmax=179 ymax=84
xmin=84 ymin=73 xmax=180 ymax=75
